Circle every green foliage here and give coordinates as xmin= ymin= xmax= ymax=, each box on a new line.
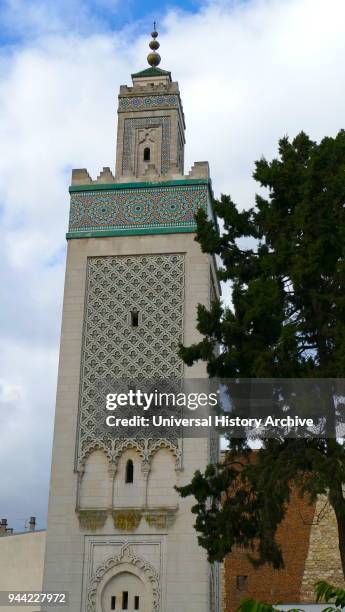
xmin=177 ymin=131 xmax=345 ymax=574
xmin=236 ymin=581 xmax=345 ymax=612
xmin=315 ymin=581 xmax=345 ymax=611
xmin=237 ymin=598 xmax=303 ymax=612
xmin=237 ymin=598 xmax=281 ymax=612
xmin=182 ymin=131 xmax=345 ymax=378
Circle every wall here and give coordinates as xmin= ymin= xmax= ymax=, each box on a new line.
xmin=301 ymin=496 xmax=344 ymax=600
xmin=43 ymin=232 xmax=218 ymax=612
xmin=0 ymin=531 xmax=46 ymax=612
xmin=222 ymin=491 xmax=344 ymax=612
xmin=222 ymin=489 xmax=315 ymax=612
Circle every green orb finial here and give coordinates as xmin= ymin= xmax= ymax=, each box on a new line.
xmin=147 ymin=24 xmax=161 ymax=67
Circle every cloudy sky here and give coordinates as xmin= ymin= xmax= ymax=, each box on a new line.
xmin=0 ymin=0 xmax=344 ymax=531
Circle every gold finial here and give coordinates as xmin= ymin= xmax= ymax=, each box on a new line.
xmin=147 ymin=23 xmax=161 ymax=67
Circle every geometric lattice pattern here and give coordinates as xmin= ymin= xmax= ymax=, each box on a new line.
xmin=76 ymin=254 xmax=185 ymax=468
xmin=118 ymin=94 xmax=179 ymax=111
xmin=68 ymin=184 xmax=208 ymax=235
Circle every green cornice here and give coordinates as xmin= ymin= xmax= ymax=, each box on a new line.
xmin=69 ymin=178 xmax=210 ymax=193
xmin=131 ymin=67 xmax=171 ymax=79
xmin=66 ymin=225 xmax=197 ymax=240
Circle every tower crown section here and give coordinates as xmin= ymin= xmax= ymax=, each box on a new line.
xmin=68 ymin=29 xmax=217 ymax=240
xmin=115 ymin=75 xmax=186 ymax=181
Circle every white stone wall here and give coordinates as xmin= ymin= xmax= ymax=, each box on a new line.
xmin=80 ymin=451 xmax=110 ymax=509
xmin=0 ymin=531 xmax=45 ymax=612
xmin=43 ymin=232 xmax=219 ymax=611
xmin=147 ymin=449 xmax=177 ymax=508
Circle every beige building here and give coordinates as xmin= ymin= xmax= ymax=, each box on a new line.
xmin=42 ymin=28 xmax=221 ymax=612
xmin=0 ymin=525 xmax=45 ymax=612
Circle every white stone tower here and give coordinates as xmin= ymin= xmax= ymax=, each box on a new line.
xmin=43 ymin=28 xmax=220 ymax=612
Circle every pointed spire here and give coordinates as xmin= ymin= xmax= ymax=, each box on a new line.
xmin=147 ymin=24 xmax=161 ymax=67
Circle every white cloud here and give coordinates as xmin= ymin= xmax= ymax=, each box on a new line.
xmin=161 ymin=0 xmax=345 ymax=202
xmin=0 ymin=340 xmax=57 ymax=531
xmin=0 ymin=380 xmax=22 ymax=404
xmin=1 ymin=0 xmax=345 ymax=527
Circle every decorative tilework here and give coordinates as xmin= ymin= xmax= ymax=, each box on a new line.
xmin=76 ymin=254 xmax=184 ymax=470
xmin=122 ymin=116 xmax=170 ymax=175
xmin=68 ymin=184 xmax=208 ymax=235
xmin=124 ymin=195 xmax=153 ymax=222
xmin=156 ymin=193 xmax=189 ymax=221
xmin=118 ymin=95 xmax=179 ymax=111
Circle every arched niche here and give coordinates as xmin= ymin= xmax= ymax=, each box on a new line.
xmin=135 ymin=127 xmax=160 ymax=177
xmin=101 ymin=571 xmax=147 ymax=612
xmin=80 ymin=449 xmax=110 ymax=509
xmin=88 ymin=544 xmax=160 ymax=612
xmin=113 ymin=449 xmax=145 ymax=508
xmin=147 ymin=448 xmax=177 ymax=508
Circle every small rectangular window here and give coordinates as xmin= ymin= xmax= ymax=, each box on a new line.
xmin=134 ymin=595 xmax=140 ymax=609
xmin=131 ymin=310 xmax=139 ymax=327
xmin=236 ymin=575 xmax=248 ymax=591
xmin=122 ymin=591 xmax=128 ymax=610
xmin=111 ymin=595 xmax=116 ymax=610
xmin=125 ymin=459 xmax=134 ymax=483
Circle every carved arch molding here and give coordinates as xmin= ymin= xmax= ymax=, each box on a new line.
xmin=80 ymin=438 xmax=182 ymax=477
xmin=87 ymin=543 xmax=160 ymax=612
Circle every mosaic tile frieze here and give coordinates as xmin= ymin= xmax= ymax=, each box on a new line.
xmin=118 ymin=94 xmax=179 ymax=112
xmin=76 ymin=254 xmax=185 ymax=470
xmin=122 ymin=116 xmax=170 ymax=175
xmin=68 ymin=184 xmax=208 ymax=234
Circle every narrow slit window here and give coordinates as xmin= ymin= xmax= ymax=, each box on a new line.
xmin=122 ymin=591 xmax=128 ymax=610
xmin=144 ymin=147 xmax=150 ymax=161
xmin=131 ymin=309 xmax=139 ymax=327
xmin=236 ymin=575 xmax=248 ymax=591
xmin=111 ymin=596 xmax=116 ymax=610
xmin=134 ymin=595 xmax=140 ymax=609
xmin=125 ymin=459 xmax=134 ymax=483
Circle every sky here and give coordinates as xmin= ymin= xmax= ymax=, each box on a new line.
xmin=0 ymin=0 xmax=345 ymax=532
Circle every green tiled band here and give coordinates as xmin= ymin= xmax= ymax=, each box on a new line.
xmin=67 ymin=179 xmax=216 ymax=238
xmin=66 ymin=225 xmax=197 ymax=239
xmin=69 ymin=178 xmax=211 ymax=193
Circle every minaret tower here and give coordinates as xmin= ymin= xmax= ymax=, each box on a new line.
xmin=43 ymin=29 xmax=220 ymax=612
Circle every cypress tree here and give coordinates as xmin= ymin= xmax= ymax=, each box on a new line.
xmin=178 ymin=131 xmax=345 ymax=576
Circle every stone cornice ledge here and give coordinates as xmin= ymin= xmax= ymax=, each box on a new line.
xmin=69 ymin=177 xmax=211 ymax=192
